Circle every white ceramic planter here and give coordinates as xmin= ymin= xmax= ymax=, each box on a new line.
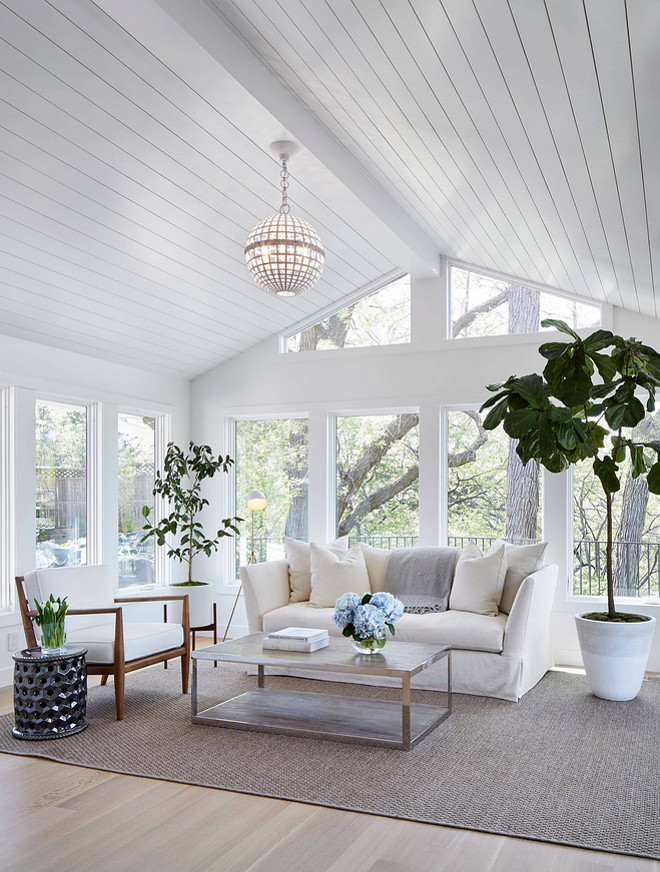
xmin=166 ymin=583 xmax=215 ymax=628
xmin=575 ymin=613 xmax=656 ymax=701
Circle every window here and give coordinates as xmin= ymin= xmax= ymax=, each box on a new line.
xmin=446 ymin=410 xmax=541 ymax=549
xmin=335 ymin=413 xmax=419 ymax=547
xmin=287 ymin=275 xmax=411 ymax=351
xmin=450 ymin=265 xmax=600 ymax=340
xmin=36 ymin=400 xmax=87 ymax=569
xmin=0 ymin=388 xmax=10 ymax=610
xmin=573 ymin=410 xmax=660 ymax=599
xmin=118 ymin=414 xmax=156 ymax=589
xmin=233 ymin=418 xmax=309 ymax=574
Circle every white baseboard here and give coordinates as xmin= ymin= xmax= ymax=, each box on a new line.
xmin=0 ymin=665 xmax=13 ymax=688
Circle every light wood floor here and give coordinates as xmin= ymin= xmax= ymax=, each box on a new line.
xmin=1 ymin=675 xmax=657 ymax=872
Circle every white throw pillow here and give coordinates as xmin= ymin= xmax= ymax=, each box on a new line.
xmin=449 ymin=541 xmax=508 ymax=616
xmin=285 ymin=536 xmax=348 ymax=603
xmin=497 ymin=540 xmax=548 ymax=614
xmin=309 ymin=543 xmax=371 ymax=608
xmin=357 ymin=543 xmax=391 ymax=593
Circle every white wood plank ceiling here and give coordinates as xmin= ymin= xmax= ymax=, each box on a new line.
xmin=0 ymin=0 xmax=658 ymax=378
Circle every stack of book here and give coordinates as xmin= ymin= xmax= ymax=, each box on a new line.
xmin=262 ymin=627 xmax=330 ymax=652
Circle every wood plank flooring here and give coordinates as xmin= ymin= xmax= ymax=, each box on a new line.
xmin=0 ymin=677 xmax=657 ymax=872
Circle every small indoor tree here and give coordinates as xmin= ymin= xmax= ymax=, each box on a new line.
xmin=141 ymin=441 xmax=242 ymax=584
xmin=480 ymin=319 xmax=660 ymax=622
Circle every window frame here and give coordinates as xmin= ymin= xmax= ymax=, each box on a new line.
xmin=279 ymin=269 xmax=410 ymax=354
xmin=227 ymin=411 xmax=310 ymax=582
xmin=34 ymin=395 xmax=94 ymax=572
xmin=446 ymin=258 xmax=604 ymax=342
xmin=0 ymin=388 xmax=13 ymax=611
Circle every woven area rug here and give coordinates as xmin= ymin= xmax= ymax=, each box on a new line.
xmin=1 ymin=663 xmax=659 ymax=860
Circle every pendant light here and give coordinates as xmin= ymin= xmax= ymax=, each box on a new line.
xmin=244 ymin=141 xmax=325 ymax=297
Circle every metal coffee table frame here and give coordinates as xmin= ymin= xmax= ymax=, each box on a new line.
xmin=191 ymin=634 xmax=451 ymax=750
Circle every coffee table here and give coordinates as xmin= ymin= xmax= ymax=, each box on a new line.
xmin=191 ymin=634 xmax=451 ymax=750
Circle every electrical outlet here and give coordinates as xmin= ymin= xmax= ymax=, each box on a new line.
xmin=7 ymin=631 xmax=18 ymax=651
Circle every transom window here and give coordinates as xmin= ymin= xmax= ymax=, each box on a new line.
xmin=286 ymin=275 xmax=411 ymax=352
xmin=450 ymin=265 xmax=600 ymax=340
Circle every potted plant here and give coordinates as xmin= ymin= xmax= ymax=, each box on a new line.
xmin=481 ymin=319 xmax=660 ymax=700
xmin=141 ymin=441 xmax=242 ymax=628
xmin=33 ymin=593 xmax=68 ymax=654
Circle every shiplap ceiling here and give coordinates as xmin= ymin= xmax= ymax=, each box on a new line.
xmin=0 ymin=0 xmax=658 ymax=378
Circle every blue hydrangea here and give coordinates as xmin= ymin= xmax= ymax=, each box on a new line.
xmin=352 ymin=603 xmax=387 ymax=639
xmin=369 ymin=591 xmax=404 ymax=624
xmin=333 ymin=591 xmax=362 ymax=629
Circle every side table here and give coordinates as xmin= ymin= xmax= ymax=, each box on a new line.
xmin=12 ymin=645 xmax=89 ymax=741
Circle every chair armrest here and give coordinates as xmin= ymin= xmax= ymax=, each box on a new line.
xmin=25 ymin=607 xmax=123 ymax=618
xmin=502 ymin=564 xmax=557 ymax=658
xmin=240 ymin=560 xmax=291 ymax=633
xmin=114 ymin=596 xmax=188 ymax=603
xmin=115 ymin=596 xmax=190 ymax=635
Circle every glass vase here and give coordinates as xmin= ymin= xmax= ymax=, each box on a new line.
xmin=351 ymin=635 xmax=386 ymax=655
xmin=40 ymin=622 xmax=67 ymax=655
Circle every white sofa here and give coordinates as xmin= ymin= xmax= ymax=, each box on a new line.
xmin=240 ymin=548 xmax=558 ymax=702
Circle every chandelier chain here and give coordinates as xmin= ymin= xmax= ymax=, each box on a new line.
xmin=279 ymin=157 xmax=290 ymax=214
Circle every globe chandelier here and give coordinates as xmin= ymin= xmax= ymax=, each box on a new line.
xmin=244 ymin=141 xmax=325 ymax=297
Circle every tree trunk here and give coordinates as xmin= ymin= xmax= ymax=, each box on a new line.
xmin=505 ymin=285 xmax=540 ymax=540
xmin=284 ymin=424 xmax=309 ymax=541
xmin=614 ymin=474 xmax=649 ymax=595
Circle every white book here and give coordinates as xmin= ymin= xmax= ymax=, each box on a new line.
xmin=263 ymin=637 xmax=329 ymax=653
xmin=267 ymin=627 xmax=329 ymax=643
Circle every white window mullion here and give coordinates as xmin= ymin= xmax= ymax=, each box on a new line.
xmin=1 ymin=388 xmax=14 ymax=610
xmin=86 ymin=403 xmax=102 ymax=566
xmin=154 ymin=414 xmax=171 ymax=585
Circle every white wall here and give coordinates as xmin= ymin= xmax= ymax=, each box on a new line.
xmin=0 ymin=334 xmax=191 ymax=686
xmin=191 ymin=272 xmax=660 ymax=671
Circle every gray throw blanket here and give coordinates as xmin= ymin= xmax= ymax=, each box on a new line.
xmin=384 ymin=547 xmax=460 ymax=614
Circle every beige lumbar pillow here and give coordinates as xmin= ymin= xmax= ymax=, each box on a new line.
xmin=449 ymin=540 xmax=507 ymax=616
xmin=309 ymin=543 xmax=370 ymax=608
xmin=497 ymin=540 xmax=548 ymax=614
xmin=285 ymin=537 xmax=348 ymax=603
xmin=357 ymin=543 xmax=391 ymax=593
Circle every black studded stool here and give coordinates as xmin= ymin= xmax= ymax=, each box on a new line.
xmin=12 ymin=645 xmax=88 ymax=740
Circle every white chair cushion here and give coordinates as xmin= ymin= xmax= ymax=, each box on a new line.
xmin=449 ymin=541 xmax=508 ymax=616
xmin=285 ymin=536 xmax=348 ymax=603
xmin=262 ymin=602 xmax=506 ymax=654
xmin=66 ymin=622 xmax=184 ymax=665
xmin=24 ymin=565 xmax=115 ymax=631
xmin=309 ymin=542 xmax=370 ymax=608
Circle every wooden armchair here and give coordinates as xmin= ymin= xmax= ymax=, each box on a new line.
xmin=16 ymin=565 xmax=191 ymax=720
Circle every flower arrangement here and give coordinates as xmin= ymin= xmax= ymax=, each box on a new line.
xmin=33 ymin=593 xmax=68 ymax=653
xmin=333 ymin=591 xmax=404 ymax=654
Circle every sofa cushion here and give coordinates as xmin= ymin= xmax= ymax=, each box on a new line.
xmin=498 ymin=540 xmax=548 ymax=614
xmin=66 ymin=622 xmax=184 ymax=665
xmin=285 ymin=536 xmax=348 ymax=603
xmin=262 ymin=602 xmax=506 ymax=654
xmin=309 ymin=543 xmax=370 ymax=607
xmin=449 ymin=541 xmax=507 ymax=616
xmin=357 ymin=543 xmax=391 ymax=592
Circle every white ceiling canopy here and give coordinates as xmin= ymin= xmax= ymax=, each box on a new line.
xmin=0 ymin=0 xmax=658 ymax=377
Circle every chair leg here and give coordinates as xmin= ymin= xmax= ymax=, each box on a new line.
xmin=100 ymin=674 xmax=108 ymax=686
xmin=114 ymin=667 xmax=125 ymax=720
xmin=181 ymin=650 xmax=190 ymax=694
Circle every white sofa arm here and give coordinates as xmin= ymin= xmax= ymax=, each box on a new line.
xmin=502 ymin=564 xmax=558 ymax=658
xmin=240 ymin=560 xmax=291 ymax=633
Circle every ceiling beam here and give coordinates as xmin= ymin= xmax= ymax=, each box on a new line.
xmin=93 ymin=0 xmax=440 ymax=278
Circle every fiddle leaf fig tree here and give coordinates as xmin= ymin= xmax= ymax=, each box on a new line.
xmin=480 ymin=319 xmax=660 ymax=621
xmin=141 ymin=441 xmax=242 ymax=583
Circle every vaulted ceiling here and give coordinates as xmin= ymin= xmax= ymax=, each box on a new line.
xmin=1 ymin=0 xmax=658 ymax=378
